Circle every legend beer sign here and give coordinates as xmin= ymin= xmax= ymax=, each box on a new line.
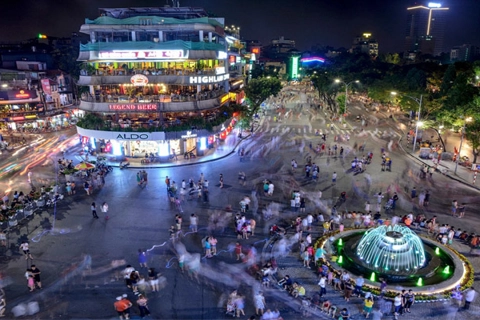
xmin=98 ymin=50 xmax=186 ymax=60
xmin=189 ymin=74 xmax=229 ymax=84
xmin=108 ymin=104 xmax=157 ymax=111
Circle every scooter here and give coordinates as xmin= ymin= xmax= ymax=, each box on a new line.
xmin=119 ymin=161 xmax=130 ymax=170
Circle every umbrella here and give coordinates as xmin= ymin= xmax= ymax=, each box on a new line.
xmin=75 ymin=162 xmax=95 ymax=170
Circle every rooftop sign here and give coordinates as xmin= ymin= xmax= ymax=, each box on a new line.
xmin=98 ymin=50 xmax=185 ymax=60
xmin=428 ymin=2 xmax=441 ymax=8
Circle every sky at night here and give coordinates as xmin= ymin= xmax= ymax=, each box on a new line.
xmin=0 ymin=0 xmax=479 ymax=53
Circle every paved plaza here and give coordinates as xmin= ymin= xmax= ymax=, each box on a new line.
xmin=0 ymin=86 xmax=479 ymax=319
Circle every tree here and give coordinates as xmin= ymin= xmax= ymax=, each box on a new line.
xmin=311 ymin=73 xmax=340 ymax=113
xmin=465 ymin=118 xmax=480 ymax=163
xmin=336 ymin=94 xmax=346 ymax=114
xmin=244 ymin=77 xmax=282 ymax=116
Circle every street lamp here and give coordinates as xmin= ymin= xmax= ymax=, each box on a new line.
xmin=391 ymin=92 xmax=423 ymax=152
xmin=454 ymin=116 xmax=473 ymax=175
xmin=334 ymin=79 xmax=359 ymax=115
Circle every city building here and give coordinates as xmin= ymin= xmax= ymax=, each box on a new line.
xmin=76 ymin=6 xmax=238 ymax=158
xmin=404 ymin=2 xmax=449 ymax=57
xmin=262 ymin=36 xmax=297 ymax=60
xmin=450 ymin=44 xmax=480 ymax=62
xmin=0 ymin=68 xmax=76 ymax=131
xmin=350 ymin=33 xmax=378 ymax=58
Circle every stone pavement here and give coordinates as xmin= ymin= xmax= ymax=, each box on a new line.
xmin=269 ymin=219 xmax=480 ymax=320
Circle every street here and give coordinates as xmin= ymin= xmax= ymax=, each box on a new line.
xmin=0 ymin=85 xmax=479 ymax=319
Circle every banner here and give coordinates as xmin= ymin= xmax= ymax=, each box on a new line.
xmin=41 ymin=79 xmax=52 ymax=95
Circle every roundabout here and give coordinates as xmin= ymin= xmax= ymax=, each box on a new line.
xmin=316 ymin=225 xmax=474 ymax=301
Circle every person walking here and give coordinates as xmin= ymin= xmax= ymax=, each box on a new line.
xmin=138 ymin=249 xmax=147 ymax=268
xmin=332 ymin=172 xmax=337 ymax=186
xmin=393 ymin=292 xmax=403 ymax=319
xmin=219 ymin=174 xmax=224 ymax=188
xmin=101 ymin=202 xmax=109 ymax=220
xmin=410 ymin=187 xmax=417 ymax=199
xmin=363 ymin=296 xmax=374 ymax=318
xmin=463 ymin=287 xmax=476 ymax=310
xmin=137 ymin=294 xmax=151 ymax=318
xmin=254 ymin=291 xmax=266 ymax=316
xmin=20 ymin=241 xmax=33 ymax=260
xmin=30 ymin=265 xmax=41 ymax=289
xmin=403 ymin=289 xmax=415 ymax=313
xmin=318 ymin=275 xmax=327 ymax=297
xmin=91 ymin=202 xmax=99 ymax=219
xmin=189 ymin=213 xmax=198 ymax=233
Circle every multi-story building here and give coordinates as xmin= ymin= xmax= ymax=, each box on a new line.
xmin=76 ymin=6 xmax=237 ymax=158
xmin=350 ymin=33 xmax=379 ymax=58
xmin=0 ymin=68 xmax=75 ymax=131
xmin=404 ymin=2 xmax=449 ymax=56
xmin=262 ymin=36 xmax=296 ymax=60
xmin=450 ymin=44 xmax=480 ymax=62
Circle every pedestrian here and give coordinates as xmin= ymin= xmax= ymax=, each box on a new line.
xmin=451 ymin=200 xmax=458 ymax=216
xmin=403 ymin=289 xmax=415 ymax=313
xmin=424 ymin=190 xmax=430 ymax=207
xmin=363 ymin=296 xmax=374 ymax=318
xmin=148 ymin=268 xmax=160 ymax=292
xmin=84 ymin=181 xmax=90 ymax=195
xmin=20 ymin=241 xmax=33 ymax=260
xmin=344 ymin=280 xmax=353 ymax=302
xmin=463 ymin=287 xmax=476 ymax=310
xmin=318 ymin=275 xmax=327 ymax=297
xmin=254 ymin=291 xmax=266 ymax=316
xmin=26 ymin=269 xmax=35 ymax=292
xmin=234 ymin=295 xmax=246 ymax=318
xmin=332 ymin=172 xmax=337 ymax=185
xmin=410 ymin=187 xmax=417 ymax=199
xmin=138 ymin=249 xmax=147 ymax=268
xmin=30 ymin=265 xmax=41 ymax=289
xmin=91 ymin=202 xmax=99 ymax=219
xmin=165 ymin=176 xmax=170 ymax=189
xmin=458 ymin=203 xmax=466 ymax=218
xmin=354 ymin=275 xmax=364 ymax=297
xmin=235 ymin=242 xmax=242 ymax=261
xmin=393 ymin=293 xmax=403 ymax=318
xmin=189 ymin=213 xmax=198 ymax=232
xmin=137 ymin=294 xmax=151 ymax=318
xmin=218 ymin=174 xmax=224 ymax=188
xmin=101 ymin=202 xmax=109 ymax=220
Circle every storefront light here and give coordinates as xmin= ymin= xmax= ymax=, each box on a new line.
xmin=112 ymin=140 xmax=122 ymax=156
xmin=158 ymin=141 xmax=169 ymax=156
xmin=199 ymin=137 xmax=207 ymax=151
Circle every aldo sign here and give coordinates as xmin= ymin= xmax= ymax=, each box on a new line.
xmin=116 ymin=133 xmax=150 ymax=140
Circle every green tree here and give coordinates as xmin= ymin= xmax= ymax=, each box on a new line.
xmin=336 ymin=94 xmax=346 ymax=114
xmin=465 ymin=117 xmax=480 ymax=163
xmin=311 ymin=73 xmax=340 ymax=113
xmin=51 ymin=45 xmax=82 ymax=79
xmin=244 ymin=77 xmax=282 ymax=116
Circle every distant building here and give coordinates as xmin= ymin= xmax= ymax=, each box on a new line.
xmin=404 ymin=3 xmax=449 ymax=56
xmin=351 ymin=33 xmax=378 ymax=58
xmin=450 ymin=44 xmax=480 ymax=62
xmin=262 ymin=36 xmax=297 ymax=60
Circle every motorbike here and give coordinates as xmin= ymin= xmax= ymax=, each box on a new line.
xmin=119 ymin=161 xmax=130 ymax=170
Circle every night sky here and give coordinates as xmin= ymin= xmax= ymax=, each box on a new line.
xmin=0 ymin=0 xmax=478 ymax=53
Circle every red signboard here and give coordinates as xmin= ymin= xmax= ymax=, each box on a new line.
xmin=108 ymin=104 xmax=157 ymax=111
xmin=41 ymin=79 xmax=52 ymax=95
xmin=15 ymin=90 xmax=30 ymax=99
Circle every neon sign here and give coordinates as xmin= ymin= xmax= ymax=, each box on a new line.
xmin=189 ymin=74 xmax=229 ymax=84
xmin=290 ymin=56 xmax=299 ymax=79
xmin=300 ymin=57 xmax=325 ymax=63
xmin=98 ymin=50 xmax=185 ymax=60
xmin=15 ymin=90 xmax=30 ymax=99
xmin=428 ymin=2 xmax=441 ymax=8
xmin=130 ymin=74 xmax=149 ymax=86
xmin=108 ymin=104 xmax=157 ymax=111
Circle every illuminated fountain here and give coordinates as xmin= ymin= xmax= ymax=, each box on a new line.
xmin=356 ymin=225 xmax=426 ymax=274
xmin=334 ymin=225 xmax=457 ymax=286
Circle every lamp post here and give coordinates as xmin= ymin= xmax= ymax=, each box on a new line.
xmin=334 ymin=79 xmax=359 ymax=115
xmin=391 ymin=92 xmax=423 ymax=152
xmin=454 ymin=116 xmax=473 ymax=175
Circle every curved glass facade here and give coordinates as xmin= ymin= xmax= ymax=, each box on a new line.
xmin=356 ymin=225 xmax=426 ymax=274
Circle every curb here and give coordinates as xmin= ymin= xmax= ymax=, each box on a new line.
xmin=398 ymin=136 xmax=480 ymax=192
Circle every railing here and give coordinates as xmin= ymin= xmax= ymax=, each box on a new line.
xmin=80 ymin=89 xmax=224 ymax=104
xmin=80 ymin=68 xmax=217 ymax=77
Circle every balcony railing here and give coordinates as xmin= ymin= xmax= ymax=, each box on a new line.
xmin=80 ymin=68 xmax=217 ymax=77
xmin=80 ymin=89 xmax=224 ymax=104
